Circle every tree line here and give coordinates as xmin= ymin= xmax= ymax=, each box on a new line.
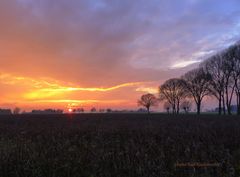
xmin=138 ymin=42 xmax=240 ymax=115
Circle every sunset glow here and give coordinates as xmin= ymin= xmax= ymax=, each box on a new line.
xmin=0 ymin=0 xmax=240 ymax=111
xmin=68 ymin=108 xmax=73 ymax=113
xmin=0 ymin=72 xmax=157 ymax=111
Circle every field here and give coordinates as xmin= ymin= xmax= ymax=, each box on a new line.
xmin=0 ymin=114 xmax=240 ymax=177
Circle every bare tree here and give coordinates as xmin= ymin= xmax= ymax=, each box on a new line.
xmin=203 ymin=44 xmax=240 ymax=115
xmin=138 ymin=93 xmax=158 ymax=114
xmin=232 ymin=48 xmax=240 ymax=115
xmin=182 ymin=67 xmax=211 ymax=114
xmin=221 ymin=46 xmax=237 ymax=115
xmin=80 ymin=108 xmax=85 ymax=113
xmin=180 ymin=100 xmax=192 ymax=114
xmin=221 ymin=44 xmax=240 ymax=115
xmin=202 ymin=54 xmax=225 ymax=115
xmin=159 ymin=78 xmax=188 ymax=114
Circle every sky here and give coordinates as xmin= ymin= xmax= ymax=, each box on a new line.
xmin=0 ymin=0 xmax=240 ymax=112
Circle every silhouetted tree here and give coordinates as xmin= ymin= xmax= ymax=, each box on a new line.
xmin=157 ymin=42 xmax=240 ymax=115
xmin=138 ymin=93 xmax=158 ymax=114
xmin=13 ymin=107 xmax=21 ymax=114
xmin=202 ymin=54 xmax=225 ymax=115
xmin=159 ymin=78 xmax=188 ymax=114
xmin=182 ymin=67 xmax=211 ymax=114
xmin=231 ymin=45 xmax=240 ymax=115
xmin=91 ymin=107 xmax=97 ymax=113
xmin=223 ymin=45 xmax=240 ymax=115
xmin=203 ymin=44 xmax=240 ymax=115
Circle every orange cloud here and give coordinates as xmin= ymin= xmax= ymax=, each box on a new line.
xmin=135 ymin=87 xmax=158 ymax=94
xmin=23 ymin=82 xmax=143 ymax=100
xmin=0 ymin=72 xmax=158 ymax=110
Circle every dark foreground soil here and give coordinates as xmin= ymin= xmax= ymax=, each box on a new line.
xmin=0 ymin=113 xmax=239 ymax=177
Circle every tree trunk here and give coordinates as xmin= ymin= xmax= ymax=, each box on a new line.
xmin=227 ymin=86 xmax=235 ymax=115
xmin=238 ymin=96 xmax=240 ymax=115
xmin=238 ymin=99 xmax=240 ymax=115
xmin=227 ymin=104 xmax=232 ymax=115
xmin=197 ymin=102 xmax=201 ymax=115
xmin=218 ymin=95 xmax=222 ymax=115
xmin=225 ymin=86 xmax=235 ymax=115
xmin=172 ymin=104 xmax=176 ymax=114
xmin=147 ymin=107 xmax=150 ymax=114
xmin=197 ymin=98 xmax=201 ymax=115
xmin=237 ymin=92 xmax=240 ymax=115
xmin=225 ymin=86 xmax=231 ymax=115
xmin=222 ymin=94 xmax=226 ymax=115
xmin=177 ymin=100 xmax=180 ymax=114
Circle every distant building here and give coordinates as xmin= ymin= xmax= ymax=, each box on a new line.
xmin=31 ymin=109 xmax=63 ymax=114
xmin=106 ymin=108 xmax=112 ymax=113
xmin=0 ymin=109 xmax=12 ymax=115
xmin=73 ymin=108 xmax=84 ymax=113
xmin=213 ymin=105 xmax=237 ymax=113
xmin=137 ymin=108 xmax=148 ymax=113
xmin=230 ymin=105 xmax=237 ymax=113
xmin=99 ymin=109 xmax=105 ymax=113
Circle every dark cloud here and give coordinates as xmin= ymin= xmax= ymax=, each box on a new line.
xmin=0 ymin=0 xmax=240 ymax=87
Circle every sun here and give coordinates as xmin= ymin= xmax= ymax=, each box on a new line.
xmin=68 ymin=108 xmax=73 ymax=113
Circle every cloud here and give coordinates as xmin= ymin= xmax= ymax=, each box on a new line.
xmin=171 ymin=60 xmax=201 ymax=69
xmin=0 ymin=72 xmax=160 ymax=110
xmin=135 ymin=87 xmax=158 ymax=94
xmin=0 ymin=0 xmax=240 ymax=109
